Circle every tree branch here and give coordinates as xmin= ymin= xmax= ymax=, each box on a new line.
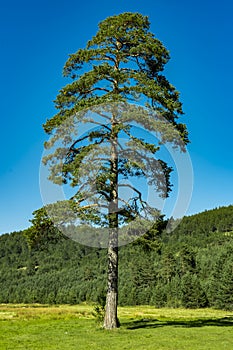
xmin=118 ymin=183 xmax=143 ymax=201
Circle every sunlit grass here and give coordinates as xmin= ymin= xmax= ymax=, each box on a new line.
xmin=0 ymin=304 xmax=233 ymax=349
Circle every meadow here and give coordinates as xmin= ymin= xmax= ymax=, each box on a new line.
xmin=0 ymin=304 xmax=233 ymax=349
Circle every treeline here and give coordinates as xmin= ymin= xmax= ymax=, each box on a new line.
xmin=0 ymin=205 xmax=233 ymax=309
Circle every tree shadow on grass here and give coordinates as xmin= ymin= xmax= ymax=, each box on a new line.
xmin=124 ymin=317 xmax=233 ymax=330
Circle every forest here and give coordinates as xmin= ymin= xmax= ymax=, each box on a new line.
xmin=0 ymin=205 xmax=233 ymax=310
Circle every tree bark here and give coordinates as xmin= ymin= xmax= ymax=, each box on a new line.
xmin=103 ymin=228 xmax=118 ymax=329
xmin=103 ymin=111 xmax=119 ymax=329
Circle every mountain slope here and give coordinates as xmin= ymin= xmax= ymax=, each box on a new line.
xmin=0 ymin=205 xmax=233 ymax=309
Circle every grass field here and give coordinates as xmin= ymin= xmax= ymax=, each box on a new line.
xmin=0 ymin=304 xmax=233 ymax=349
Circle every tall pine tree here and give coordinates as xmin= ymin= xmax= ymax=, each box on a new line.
xmin=42 ymin=12 xmax=189 ymax=329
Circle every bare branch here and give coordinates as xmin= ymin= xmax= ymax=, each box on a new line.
xmin=119 ymin=183 xmax=143 ymax=200
xmin=86 ymin=119 xmax=111 ymax=131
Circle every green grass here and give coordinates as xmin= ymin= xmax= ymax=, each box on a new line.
xmin=0 ymin=304 xmax=233 ymax=349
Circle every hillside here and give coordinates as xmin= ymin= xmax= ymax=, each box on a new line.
xmin=0 ymin=205 xmax=233 ymax=309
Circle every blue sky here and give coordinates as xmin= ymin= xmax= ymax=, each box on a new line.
xmin=0 ymin=0 xmax=233 ymax=234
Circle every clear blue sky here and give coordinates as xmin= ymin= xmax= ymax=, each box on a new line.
xmin=0 ymin=0 xmax=233 ymax=234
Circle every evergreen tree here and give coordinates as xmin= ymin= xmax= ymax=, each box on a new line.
xmin=159 ymin=247 xmax=176 ymax=282
xmin=41 ymin=12 xmax=188 ymax=329
xmin=178 ymin=244 xmax=196 ymax=276
xmin=181 ymin=273 xmax=208 ymax=308
xmin=151 ymin=281 xmax=167 ymax=307
xmin=24 ymin=207 xmax=63 ymax=250
xmin=215 ymin=256 xmax=233 ymax=310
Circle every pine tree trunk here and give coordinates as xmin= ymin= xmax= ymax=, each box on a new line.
xmin=103 ymin=113 xmax=119 ymax=329
xmin=103 ymin=228 xmax=118 ymax=329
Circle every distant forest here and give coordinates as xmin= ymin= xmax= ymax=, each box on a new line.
xmin=0 ymin=205 xmax=233 ymax=310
